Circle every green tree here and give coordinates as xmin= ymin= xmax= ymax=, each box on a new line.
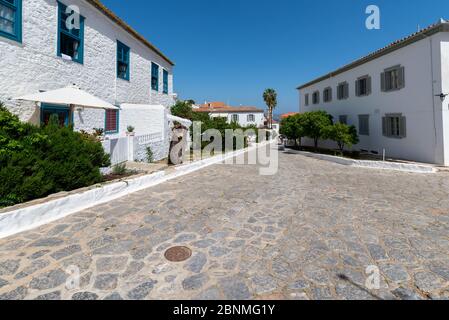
xmin=323 ymin=123 xmax=359 ymax=154
xmin=263 ymin=88 xmax=277 ymax=129
xmin=280 ymin=114 xmax=304 ymax=146
xmin=301 ymin=111 xmax=333 ymax=151
xmin=170 ymin=100 xmax=194 ymax=120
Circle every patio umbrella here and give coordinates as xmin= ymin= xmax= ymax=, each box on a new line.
xmin=15 ymin=84 xmax=119 ymax=110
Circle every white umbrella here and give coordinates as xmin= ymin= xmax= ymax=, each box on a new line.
xmin=15 ymin=84 xmax=119 ymax=110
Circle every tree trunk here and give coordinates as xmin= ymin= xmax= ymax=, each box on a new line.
xmin=268 ymin=107 xmax=273 ymax=129
xmin=314 ymin=138 xmax=319 ymax=152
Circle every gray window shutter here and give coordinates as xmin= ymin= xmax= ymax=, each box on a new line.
xmin=400 ymin=116 xmax=407 ymax=138
xmin=366 ymin=76 xmax=372 ymax=95
xmin=345 ymin=83 xmax=349 ymax=99
xmin=381 ymin=72 xmax=386 ymax=92
xmin=398 ymin=67 xmax=405 ymax=89
xmin=355 ymin=80 xmax=360 ymax=97
xmin=382 ymin=117 xmax=387 ymax=136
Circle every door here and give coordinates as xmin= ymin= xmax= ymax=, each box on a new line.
xmin=41 ymin=104 xmax=70 ymax=127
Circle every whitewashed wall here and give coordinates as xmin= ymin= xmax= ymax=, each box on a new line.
xmin=210 ymin=112 xmax=265 ymax=128
xmin=299 ymin=32 xmax=446 ymax=165
xmin=0 ymin=0 xmax=175 ymax=131
xmin=438 ymin=32 xmax=449 ymax=167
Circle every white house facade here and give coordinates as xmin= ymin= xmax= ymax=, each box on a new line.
xmin=0 ymin=0 xmax=176 ymax=151
xmin=194 ymin=102 xmax=265 ymax=128
xmin=298 ymin=20 xmax=449 ymax=166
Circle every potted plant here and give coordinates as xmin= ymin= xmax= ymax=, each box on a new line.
xmin=126 ymin=125 xmax=135 ymax=136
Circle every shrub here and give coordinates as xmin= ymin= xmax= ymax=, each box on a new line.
xmin=146 ymin=146 xmax=154 ymax=163
xmin=323 ymin=123 xmax=359 ymax=154
xmin=0 ymin=105 xmax=110 ymax=208
xmin=112 ymin=163 xmax=127 ymax=175
xmin=127 ymin=125 xmax=135 ymax=133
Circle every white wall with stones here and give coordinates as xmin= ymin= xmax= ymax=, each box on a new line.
xmin=0 ymin=0 xmax=176 ymax=132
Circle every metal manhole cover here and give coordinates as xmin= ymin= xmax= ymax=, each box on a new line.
xmin=164 ymin=246 xmax=192 ymax=262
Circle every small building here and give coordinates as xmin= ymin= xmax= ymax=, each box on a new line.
xmin=298 ymin=19 xmax=449 ymax=166
xmin=194 ymin=102 xmax=265 ymax=128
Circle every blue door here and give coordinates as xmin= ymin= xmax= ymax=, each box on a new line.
xmin=41 ymin=104 xmax=70 ymax=127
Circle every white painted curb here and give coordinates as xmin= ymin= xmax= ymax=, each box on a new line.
xmin=286 ymin=150 xmax=436 ymax=174
xmin=0 ymin=142 xmax=271 ymax=239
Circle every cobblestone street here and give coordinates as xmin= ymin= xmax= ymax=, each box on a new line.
xmin=0 ymin=149 xmax=449 ymax=300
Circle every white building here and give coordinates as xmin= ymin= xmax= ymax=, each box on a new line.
xmin=298 ymin=20 xmax=449 ymax=166
xmin=194 ymin=102 xmax=265 ymax=128
xmin=0 ymin=0 xmax=176 ymax=160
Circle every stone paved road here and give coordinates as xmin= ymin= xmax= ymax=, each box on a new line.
xmin=0 ymin=148 xmax=449 ymax=300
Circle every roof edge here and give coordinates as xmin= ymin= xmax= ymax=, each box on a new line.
xmin=85 ymin=0 xmax=175 ymax=66
xmin=297 ymin=22 xmax=449 ymax=90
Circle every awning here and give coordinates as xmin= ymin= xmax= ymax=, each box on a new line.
xmin=168 ymin=114 xmax=192 ymax=127
xmin=15 ymin=85 xmax=119 ymax=110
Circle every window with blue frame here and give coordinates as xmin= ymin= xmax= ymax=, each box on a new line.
xmin=0 ymin=0 xmax=22 ymax=42
xmin=57 ymin=1 xmax=84 ymax=63
xmin=151 ymin=63 xmax=159 ymax=91
xmin=163 ymin=69 xmax=168 ymax=94
xmin=117 ymin=40 xmax=130 ymax=80
xmin=105 ymin=109 xmax=119 ymax=134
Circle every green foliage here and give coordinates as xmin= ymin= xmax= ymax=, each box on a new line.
xmin=301 ymin=110 xmax=333 ymax=150
xmin=323 ymin=123 xmax=359 ymax=153
xmin=146 ymin=146 xmax=154 ymax=163
xmin=170 ymin=102 xmax=258 ymax=153
xmin=112 ymin=163 xmax=127 ymax=175
xmin=127 ymin=125 xmax=135 ymax=133
xmin=280 ymin=114 xmax=305 ymax=146
xmin=171 ymin=100 xmax=194 ymax=120
xmin=263 ymin=88 xmax=277 ymax=128
xmin=0 ymin=104 xmax=110 ymax=208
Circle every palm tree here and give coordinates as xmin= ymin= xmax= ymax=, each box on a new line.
xmin=263 ymin=88 xmax=277 ymax=129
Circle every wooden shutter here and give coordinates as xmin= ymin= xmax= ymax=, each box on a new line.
xmin=355 ymin=80 xmax=360 ymax=97
xmin=106 ymin=110 xmax=118 ymax=132
xmin=382 ymin=117 xmax=387 ymax=136
xmin=400 ymin=116 xmax=407 ymax=138
xmin=381 ymin=72 xmax=386 ymax=92
xmin=344 ymin=83 xmax=349 ymax=99
xmin=398 ymin=66 xmax=405 ymax=89
xmin=366 ymin=76 xmax=372 ymax=95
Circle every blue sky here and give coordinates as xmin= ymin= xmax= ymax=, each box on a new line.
xmin=102 ymin=0 xmax=449 ymax=115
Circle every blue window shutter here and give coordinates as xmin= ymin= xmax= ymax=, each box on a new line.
xmin=151 ymin=63 xmax=159 ymax=91
xmin=0 ymin=0 xmax=22 ymax=42
xmin=163 ymin=69 xmax=168 ymax=94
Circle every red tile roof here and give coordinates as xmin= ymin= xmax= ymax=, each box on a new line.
xmin=280 ymin=112 xmax=299 ymax=119
xmin=194 ymin=102 xmax=264 ymax=113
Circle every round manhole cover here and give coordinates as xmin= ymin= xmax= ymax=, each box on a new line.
xmin=164 ymin=246 xmax=192 ymax=262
